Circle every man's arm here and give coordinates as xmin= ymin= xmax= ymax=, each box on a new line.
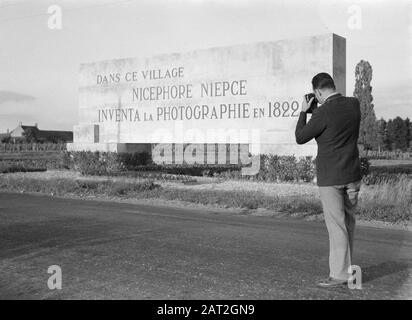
xmin=295 ymin=109 xmax=326 ymax=144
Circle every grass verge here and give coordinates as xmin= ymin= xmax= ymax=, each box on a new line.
xmin=358 ymin=175 xmax=412 ymax=223
xmin=0 ymin=175 xmax=160 ymax=197
xmin=0 ymin=172 xmax=410 ymax=224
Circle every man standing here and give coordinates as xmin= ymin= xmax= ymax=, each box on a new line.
xmin=295 ymin=72 xmax=362 ymax=288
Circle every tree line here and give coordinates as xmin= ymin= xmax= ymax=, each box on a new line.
xmin=354 ymin=60 xmax=411 ymax=151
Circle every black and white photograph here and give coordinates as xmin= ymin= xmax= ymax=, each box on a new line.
xmin=0 ymin=0 xmax=411 ymax=306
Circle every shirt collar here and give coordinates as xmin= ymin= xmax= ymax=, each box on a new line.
xmin=323 ymin=92 xmax=341 ymax=104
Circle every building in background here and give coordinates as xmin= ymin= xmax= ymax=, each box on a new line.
xmin=1 ymin=122 xmax=73 ymax=143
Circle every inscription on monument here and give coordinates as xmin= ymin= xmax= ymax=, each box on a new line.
xmin=68 ymin=33 xmax=346 ymax=156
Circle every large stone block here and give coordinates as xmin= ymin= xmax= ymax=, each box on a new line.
xmin=73 ymin=124 xmax=99 ymax=143
xmin=70 ymin=33 xmax=346 ymax=158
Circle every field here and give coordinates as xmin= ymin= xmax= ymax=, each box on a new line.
xmin=0 ymin=168 xmax=410 ymax=224
xmin=0 ymin=151 xmax=61 ymax=160
xmin=0 ymin=151 xmax=411 ymax=224
xmin=369 ymin=159 xmax=412 ymax=168
xmin=0 ymin=151 xmax=66 ymax=172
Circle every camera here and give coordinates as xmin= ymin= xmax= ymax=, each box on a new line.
xmin=304 ymin=93 xmax=318 ymax=113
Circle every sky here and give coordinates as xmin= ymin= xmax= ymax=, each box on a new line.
xmin=0 ymin=0 xmax=411 ymax=131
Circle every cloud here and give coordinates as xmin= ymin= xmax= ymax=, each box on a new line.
xmin=0 ymin=91 xmax=35 ymax=104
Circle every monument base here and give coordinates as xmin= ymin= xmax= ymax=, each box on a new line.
xmin=66 ymin=142 xmax=317 ymax=164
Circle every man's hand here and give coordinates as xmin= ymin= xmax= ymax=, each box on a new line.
xmin=301 ymin=96 xmax=314 ymax=113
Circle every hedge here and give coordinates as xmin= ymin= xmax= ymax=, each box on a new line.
xmin=0 ymin=143 xmax=66 ymax=152
xmin=65 ymin=151 xmax=372 ymax=184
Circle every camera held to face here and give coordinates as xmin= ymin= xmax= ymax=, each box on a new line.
xmin=304 ymin=93 xmax=318 ymax=113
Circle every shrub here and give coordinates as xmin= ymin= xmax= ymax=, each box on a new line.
xmin=71 ymin=151 xmax=101 ymax=175
xmin=60 ymin=151 xmax=73 ymax=169
xmin=0 ymin=136 xmax=11 ymax=143
xmin=120 ymin=151 xmax=151 ymax=168
xmin=70 ymin=151 xmax=125 ymax=175
xmin=297 ymin=156 xmax=316 ymax=182
xmin=0 ymin=161 xmax=47 ymax=173
xmin=360 ymin=157 xmax=370 ymax=177
xmin=125 ymin=155 xmax=316 ymax=183
xmin=0 ymin=151 xmax=70 ymax=170
xmin=124 ymin=163 xmax=242 ymax=177
xmin=102 ymin=152 xmax=126 ymax=175
xmin=63 ymin=151 xmax=373 ymax=185
xmin=68 ymin=151 xmax=155 ymax=175
xmin=239 ymin=154 xmax=316 ymax=183
xmin=0 ymin=142 xmax=66 ymax=152
xmin=0 ymin=156 xmax=69 ymax=172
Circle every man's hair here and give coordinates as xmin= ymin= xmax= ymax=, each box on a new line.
xmin=312 ymin=72 xmax=336 ymax=90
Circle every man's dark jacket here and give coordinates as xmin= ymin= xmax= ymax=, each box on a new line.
xmin=295 ymin=93 xmax=361 ymax=187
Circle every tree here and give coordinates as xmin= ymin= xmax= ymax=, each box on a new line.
xmin=376 ymin=118 xmax=387 ymax=152
xmin=354 ymin=60 xmax=378 ymax=150
xmin=394 ymin=117 xmax=409 ymax=151
xmin=23 ymin=127 xmax=38 ymax=143
xmin=405 ymin=118 xmax=412 ymax=150
xmin=386 ymin=117 xmax=409 ymax=151
xmin=386 ymin=119 xmax=395 ymax=150
xmin=0 ymin=135 xmax=11 ymax=143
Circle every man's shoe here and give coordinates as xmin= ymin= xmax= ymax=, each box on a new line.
xmin=317 ymin=277 xmax=348 ymax=288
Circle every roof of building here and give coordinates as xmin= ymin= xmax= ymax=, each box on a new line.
xmin=21 ymin=125 xmax=38 ymax=130
xmin=8 ymin=124 xmax=73 ymax=141
xmin=36 ymin=130 xmax=73 ymax=141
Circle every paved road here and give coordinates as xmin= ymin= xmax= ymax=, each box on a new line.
xmin=0 ymin=193 xmax=411 ymax=299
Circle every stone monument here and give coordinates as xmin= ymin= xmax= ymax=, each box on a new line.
xmin=67 ymin=33 xmax=346 ymax=164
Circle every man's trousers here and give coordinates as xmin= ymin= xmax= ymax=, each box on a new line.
xmin=318 ymin=180 xmax=362 ymax=280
